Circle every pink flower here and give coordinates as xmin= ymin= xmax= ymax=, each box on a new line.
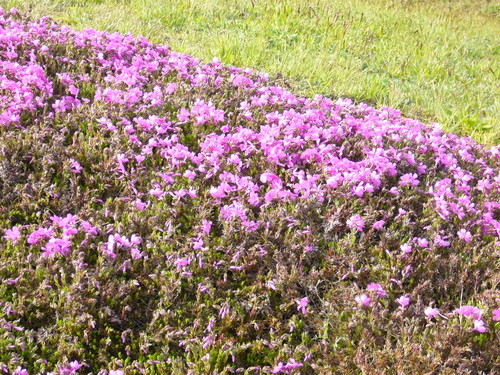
xmin=59 ymin=361 xmax=82 ymax=375
xmin=367 ymin=283 xmax=386 ymax=297
xmin=192 ymin=237 xmax=204 ymax=250
xmin=219 ymin=304 xmax=231 ymax=319
xmin=242 ymin=220 xmax=260 ymax=232
xmin=417 ymin=163 xmax=427 ymax=174
xmin=105 ymin=235 xmax=117 ymax=259
xmin=174 ymin=257 xmax=191 ymax=270
xmin=134 ymin=199 xmax=147 ymax=211
xmin=130 ymin=234 xmax=142 ymax=245
xmin=424 ymin=306 xmax=439 ymax=319
xmin=69 ymin=158 xmax=83 ymax=173
xmin=267 ymin=280 xmax=277 ymax=290
xmin=134 ymin=154 xmax=145 ymax=163
xmin=197 ymin=283 xmax=211 ymax=294
xmin=457 ymin=229 xmax=472 ymax=242
xmin=389 ymin=186 xmax=399 ymax=195
xmin=209 ymin=185 xmax=226 ymax=198
xmin=177 ymin=108 xmax=190 ymax=122
xmin=396 ymin=295 xmax=410 ymax=308
xmin=400 ymin=243 xmax=412 ymax=254
xmin=13 ymin=367 xmax=29 ymax=375
xmin=372 ymin=220 xmax=385 ymax=230
xmin=346 ymin=214 xmax=364 ymax=232
xmin=353 ymin=184 xmax=365 ymax=197
xmin=116 ymin=153 xmax=128 ymax=164
xmin=149 ymin=187 xmax=164 ymax=199
xmin=415 ymin=237 xmax=428 ymax=248
xmin=355 ymin=294 xmax=371 ymax=307
xmin=454 ymin=305 xmax=483 ymax=320
xmin=260 ymin=172 xmax=281 ymax=186
xmin=399 ymin=173 xmax=419 ymax=187
xmin=270 ymin=359 xmax=303 ymax=374
xmin=27 ymin=227 xmax=54 ymax=245
xmin=165 ymin=82 xmax=177 ymax=95
xmin=183 ymin=170 xmax=196 ymax=180
xmin=130 ymin=247 xmax=143 ymax=260
xmin=492 ymin=308 xmax=500 ymax=322
xmin=4 ymin=226 xmax=21 ymax=243
xmin=473 ymin=320 xmax=487 ymax=333
xmin=80 ymin=221 xmax=98 ymax=236
xmin=296 ymin=297 xmax=309 ymax=314
xmin=202 ymin=334 xmax=215 ymax=349
xmin=220 ymin=202 xmax=247 ymax=221
xmin=434 ymin=234 xmax=450 ymax=247
xmin=42 ymin=237 xmax=72 ymax=257
xmin=109 ymin=371 xmax=124 ymax=375
xmin=201 ymin=219 xmax=212 ymax=235
xmin=282 ymin=359 xmax=303 ymax=372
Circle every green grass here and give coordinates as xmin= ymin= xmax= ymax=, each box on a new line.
xmin=2 ymin=0 xmax=499 ymax=144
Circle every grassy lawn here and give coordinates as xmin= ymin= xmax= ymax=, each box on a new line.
xmin=1 ymin=0 xmax=499 ymax=145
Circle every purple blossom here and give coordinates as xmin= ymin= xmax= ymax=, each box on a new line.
xmin=27 ymin=227 xmax=54 ymax=245
xmin=59 ymin=361 xmax=83 ymax=375
xmin=367 ymin=283 xmax=386 ymax=297
xmin=192 ymin=237 xmax=204 ymax=250
xmin=296 ymin=297 xmax=309 ymax=315
xmin=209 ymin=185 xmax=227 ymax=198
xmin=130 ymin=234 xmax=142 ymax=245
xmin=372 ymin=220 xmax=385 ymax=230
xmin=201 ymin=219 xmax=212 ymax=234
xmin=4 ymin=226 xmax=21 ymax=242
xmin=355 ymin=294 xmax=371 ymax=308
xmin=80 ymin=221 xmax=99 ymax=236
xmin=69 ymin=158 xmax=83 ymax=173
xmin=270 ymin=359 xmax=303 ymax=374
xmin=434 ymin=234 xmax=450 ymax=247
xmin=134 ymin=199 xmax=147 ymax=211
xmin=42 ymin=237 xmax=72 ymax=257
xmin=388 ymin=186 xmax=399 ymax=195
xmin=174 ymin=257 xmax=191 ymax=270
xmin=267 ymin=280 xmax=277 ymax=290
xmin=415 ymin=237 xmax=429 ymax=248
xmin=198 ymin=283 xmax=211 ymax=294
xmin=346 ymin=214 xmax=364 ymax=232
xmin=473 ymin=320 xmax=487 ymax=333
xmin=202 ymin=334 xmax=215 ymax=349
xmin=424 ymin=306 xmax=439 ymax=319
xmin=400 ymin=243 xmax=412 ymax=254
xmin=396 ymin=295 xmax=410 ymax=308
xmin=492 ymin=308 xmax=500 ymax=321
xmin=399 ymin=173 xmax=419 ymax=187
xmin=454 ymin=305 xmax=483 ymax=321
xmin=457 ymin=229 xmax=472 ymax=242
xmin=12 ymin=367 xmax=29 ymax=375
xmin=104 ymin=235 xmax=117 ymax=258
xmin=219 ymin=304 xmax=231 ymax=319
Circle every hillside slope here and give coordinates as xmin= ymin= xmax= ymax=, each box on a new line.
xmin=0 ymin=8 xmax=499 ymax=374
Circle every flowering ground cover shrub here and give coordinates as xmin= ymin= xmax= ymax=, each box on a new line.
xmin=0 ymin=7 xmax=499 ymax=374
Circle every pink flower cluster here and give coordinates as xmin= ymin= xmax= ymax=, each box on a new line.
xmin=455 ymin=305 xmax=487 ymax=333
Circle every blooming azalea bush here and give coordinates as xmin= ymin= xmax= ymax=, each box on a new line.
xmin=0 ymin=7 xmax=499 ymax=374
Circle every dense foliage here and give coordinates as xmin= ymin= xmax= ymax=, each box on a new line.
xmin=0 ymin=8 xmax=499 ymax=374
